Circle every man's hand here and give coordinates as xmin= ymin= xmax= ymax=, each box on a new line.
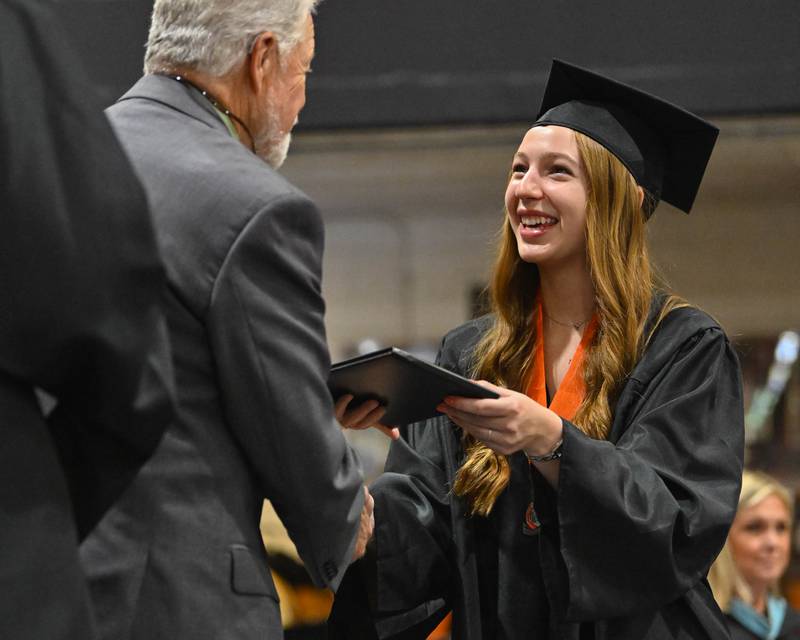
xmin=351 ymin=486 xmax=374 ymax=562
xmin=335 ymin=394 xmax=399 ymax=440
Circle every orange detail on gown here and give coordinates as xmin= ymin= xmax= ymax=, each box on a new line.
xmin=522 ymin=297 xmax=598 ymax=535
xmin=525 ymin=298 xmax=598 ymax=421
xmin=427 ymin=612 xmax=452 ymax=639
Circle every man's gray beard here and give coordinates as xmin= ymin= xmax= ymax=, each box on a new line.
xmin=254 ymin=108 xmax=293 ymax=169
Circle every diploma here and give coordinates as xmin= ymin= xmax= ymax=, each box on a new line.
xmin=328 ymin=347 xmax=499 ymax=425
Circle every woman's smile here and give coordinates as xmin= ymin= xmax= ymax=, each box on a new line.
xmin=518 ymin=211 xmax=559 ymax=238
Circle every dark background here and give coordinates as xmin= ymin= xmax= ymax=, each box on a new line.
xmin=49 ymin=0 xmax=800 ymax=624
xmin=57 ymin=1 xmax=800 ymax=126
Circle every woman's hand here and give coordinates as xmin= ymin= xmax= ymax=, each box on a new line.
xmin=436 ymin=381 xmax=562 ymax=456
xmin=335 ymin=394 xmax=400 ymax=440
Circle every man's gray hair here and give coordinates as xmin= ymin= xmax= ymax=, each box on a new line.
xmin=144 ymin=0 xmax=319 ymax=77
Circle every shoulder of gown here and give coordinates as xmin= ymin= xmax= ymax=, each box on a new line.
xmin=544 ymin=298 xmax=744 ymax=624
xmin=634 ymin=297 xmax=729 ymax=384
xmin=435 ymin=314 xmax=494 ymax=374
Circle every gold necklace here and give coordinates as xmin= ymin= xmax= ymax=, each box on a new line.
xmin=543 ymin=309 xmax=591 ymax=331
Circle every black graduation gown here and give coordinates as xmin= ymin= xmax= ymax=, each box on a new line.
xmin=725 ymin=608 xmax=800 ymax=640
xmin=330 ymin=299 xmax=744 ymax=639
xmin=0 ymin=1 xmax=174 ymax=637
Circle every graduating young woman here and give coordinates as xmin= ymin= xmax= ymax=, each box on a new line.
xmin=329 ymin=60 xmax=745 ymax=639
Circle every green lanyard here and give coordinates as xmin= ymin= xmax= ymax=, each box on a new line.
xmin=213 ymin=106 xmax=240 ymax=141
xmin=161 ymin=74 xmax=255 ymax=152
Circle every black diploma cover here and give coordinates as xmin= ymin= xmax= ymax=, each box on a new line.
xmin=328 ymin=347 xmax=499 ymax=425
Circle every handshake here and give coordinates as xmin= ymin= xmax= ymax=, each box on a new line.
xmin=334 ymin=394 xmax=394 ymax=562
xmin=352 ymin=486 xmax=374 ymax=562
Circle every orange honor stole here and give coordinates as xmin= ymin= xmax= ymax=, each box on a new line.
xmin=525 ymin=300 xmax=599 ymax=420
xmin=522 ymin=298 xmax=598 ymax=534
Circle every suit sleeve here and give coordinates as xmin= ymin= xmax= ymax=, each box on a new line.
xmin=0 ymin=0 xmax=174 ymax=537
xmin=330 ymin=336 xmax=459 ymax=638
xmin=207 ymin=194 xmax=364 ymax=590
xmin=537 ymin=326 xmax=744 ymax=621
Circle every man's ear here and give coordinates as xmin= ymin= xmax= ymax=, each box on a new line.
xmin=248 ymin=32 xmax=279 ymax=96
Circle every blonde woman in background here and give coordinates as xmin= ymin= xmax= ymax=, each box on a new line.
xmin=710 ymin=470 xmax=800 ymax=639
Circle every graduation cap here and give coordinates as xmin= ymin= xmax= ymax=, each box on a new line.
xmin=532 ymin=59 xmax=719 ymax=214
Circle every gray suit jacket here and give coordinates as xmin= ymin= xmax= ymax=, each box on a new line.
xmin=80 ymin=75 xmax=365 ymax=639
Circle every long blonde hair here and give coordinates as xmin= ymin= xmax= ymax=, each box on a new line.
xmin=452 ymin=130 xmax=685 ymax=516
xmin=708 ymin=470 xmax=796 ymax=611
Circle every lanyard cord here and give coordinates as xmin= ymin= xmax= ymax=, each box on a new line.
xmin=162 ymin=74 xmax=256 ymax=153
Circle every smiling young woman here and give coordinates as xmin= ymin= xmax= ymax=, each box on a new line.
xmin=451 ymin=124 xmax=683 ymax=515
xmin=330 ymin=59 xmax=745 ymax=640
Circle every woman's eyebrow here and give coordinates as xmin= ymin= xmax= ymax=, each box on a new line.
xmin=539 ymin=150 xmax=579 ymax=165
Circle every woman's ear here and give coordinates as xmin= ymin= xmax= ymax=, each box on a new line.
xmin=247 ymin=31 xmax=278 ymax=96
xmin=637 ymin=186 xmax=645 ymax=208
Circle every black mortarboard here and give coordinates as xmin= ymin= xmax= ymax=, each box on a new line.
xmin=532 ymin=59 xmax=719 ymax=214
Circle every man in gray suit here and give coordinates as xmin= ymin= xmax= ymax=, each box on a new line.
xmin=80 ymin=1 xmax=379 ymax=637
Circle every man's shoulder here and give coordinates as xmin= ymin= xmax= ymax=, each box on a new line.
xmin=235 ymin=158 xmax=311 ymax=209
xmin=105 ymin=80 xmax=320 ymax=309
xmin=212 ymin=153 xmax=313 ymax=218
xmin=107 ymin=80 xmax=315 ymax=226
